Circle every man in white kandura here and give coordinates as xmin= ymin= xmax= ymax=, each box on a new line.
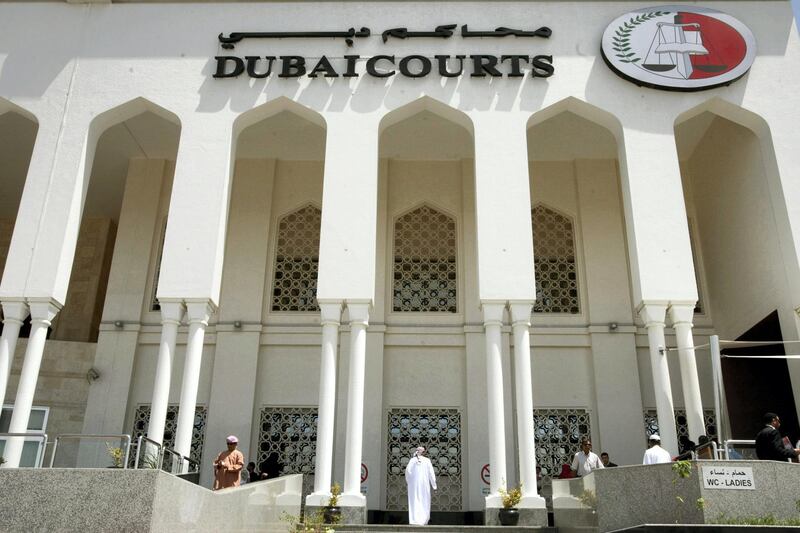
xmin=405 ymin=446 xmax=437 ymax=525
xmin=642 ymin=434 xmax=672 ymax=465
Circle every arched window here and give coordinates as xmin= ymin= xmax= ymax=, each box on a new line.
xmin=271 ymin=205 xmax=321 ymax=312
xmin=532 ymin=205 xmax=580 ymax=314
xmin=392 ymin=205 xmax=457 ymax=313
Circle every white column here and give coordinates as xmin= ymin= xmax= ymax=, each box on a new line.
xmin=83 ymin=161 xmax=169 ymax=438
xmin=147 ymin=301 xmax=185 ymax=444
xmin=307 ymin=302 xmax=343 ymax=505
xmin=174 ymin=300 xmax=213 ymax=468
xmin=669 ymin=303 xmax=706 ymax=442
xmin=472 ymin=115 xmax=536 ymax=303
xmin=0 ymin=301 xmax=28 ymax=407
xmin=156 ymin=117 xmax=233 ymax=307
xmin=510 ymin=303 xmax=545 ymax=507
xmin=483 ymin=302 xmax=507 ymax=506
xmin=2 ymin=300 xmax=59 ymax=468
xmin=619 ymin=126 xmax=699 ymax=311
xmin=639 ymin=303 xmax=678 ymax=455
xmin=316 ymin=115 xmax=379 ymax=304
xmin=341 ymin=302 xmax=369 ymax=506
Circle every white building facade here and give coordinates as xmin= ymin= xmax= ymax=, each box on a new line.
xmin=0 ymin=0 xmax=799 ymax=519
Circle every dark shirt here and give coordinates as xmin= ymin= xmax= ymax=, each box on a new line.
xmin=604 ymin=462 xmax=618 ymax=467
xmin=755 ymin=425 xmax=796 ymax=461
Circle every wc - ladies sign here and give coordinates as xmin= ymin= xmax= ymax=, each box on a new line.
xmin=601 ymin=5 xmax=756 ymax=91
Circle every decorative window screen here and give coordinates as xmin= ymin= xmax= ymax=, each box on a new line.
xmin=271 ymin=205 xmax=321 ymax=312
xmin=532 ymin=206 xmax=580 ymax=314
xmin=392 ymin=205 xmax=457 ymax=313
xmin=533 ymin=408 xmax=591 ymax=478
xmin=257 ymin=407 xmax=318 ymax=502
xmin=150 ymin=218 xmax=168 ymax=312
xmin=130 ymin=404 xmax=207 ymax=467
xmin=386 ymin=408 xmax=462 ymax=512
xmin=643 ymin=409 xmax=718 ymax=442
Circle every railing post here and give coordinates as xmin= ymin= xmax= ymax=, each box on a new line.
xmin=710 ymin=335 xmax=726 ymax=442
xmin=49 ymin=436 xmax=60 ymax=468
xmin=122 ymin=435 xmax=131 ymax=469
xmin=39 ymin=434 xmax=48 ymax=468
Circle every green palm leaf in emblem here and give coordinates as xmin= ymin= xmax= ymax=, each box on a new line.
xmin=613 ymin=11 xmax=670 ymax=64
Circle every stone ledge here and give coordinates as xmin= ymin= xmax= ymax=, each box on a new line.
xmin=0 ymin=469 xmax=302 ymax=532
xmin=485 ymin=507 xmax=549 ymax=526
xmin=552 ymin=461 xmax=800 ymax=532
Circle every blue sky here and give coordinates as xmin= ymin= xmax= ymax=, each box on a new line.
xmin=794 ymin=0 xmax=800 ymax=30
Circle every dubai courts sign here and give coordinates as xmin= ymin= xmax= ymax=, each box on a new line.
xmin=601 ymin=5 xmax=756 ymax=91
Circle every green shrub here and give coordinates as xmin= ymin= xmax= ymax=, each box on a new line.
xmin=714 ymin=514 xmax=800 ymax=526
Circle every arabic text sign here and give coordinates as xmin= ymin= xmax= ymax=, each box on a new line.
xmin=214 ymin=23 xmax=555 ymax=80
xmin=701 ymin=466 xmax=755 ymax=490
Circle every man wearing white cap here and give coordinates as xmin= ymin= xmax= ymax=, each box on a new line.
xmin=213 ymin=435 xmax=245 ymax=490
xmin=642 ymin=434 xmax=672 ymax=465
xmin=405 ymin=446 xmax=437 ymax=525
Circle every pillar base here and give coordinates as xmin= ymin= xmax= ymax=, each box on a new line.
xmin=484 ymin=493 xmax=504 ymax=508
xmin=333 ymin=499 xmax=367 ymax=524
xmin=303 ymin=505 xmax=327 ymax=522
xmin=519 ymin=494 xmax=548 ymax=509
xmin=304 ymin=492 xmax=333 ymax=507
xmin=485 ymin=506 xmax=548 ymax=526
xmin=338 ymin=493 xmax=366 ymax=506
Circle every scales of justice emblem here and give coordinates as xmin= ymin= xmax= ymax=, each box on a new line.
xmin=601 ymin=6 xmax=755 ymax=91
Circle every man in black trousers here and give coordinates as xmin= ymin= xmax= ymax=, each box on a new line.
xmin=755 ymin=412 xmax=800 ymax=461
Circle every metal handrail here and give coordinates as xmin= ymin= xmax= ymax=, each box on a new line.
xmin=160 ymin=446 xmax=199 ymax=474
xmin=722 ymin=439 xmax=756 ymax=460
xmin=49 ymin=434 xmax=132 ymax=468
xmin=0 ymin=432 xmax=48 ymax=468
xmin=690 ymin=440 xmax=718 ymax=460
xmin=133 ymin=435 xmax=164 ymax=469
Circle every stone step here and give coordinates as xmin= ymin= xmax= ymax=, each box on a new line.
xmin=334 ymin=526 xmax=557 ymax=533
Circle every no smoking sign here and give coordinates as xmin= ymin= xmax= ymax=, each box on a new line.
xmin=480 ymin=464 xmax=490 ymax=485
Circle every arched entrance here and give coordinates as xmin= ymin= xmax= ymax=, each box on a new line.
xmin=675 ymin=99 xmax=800 ymax=439
xmin=204 ymin=97 xmax=327 ymax=493
xmin=526 ymin=98 xmax=646 ymax=469
xmin=377 ymin=97 xmax=475 ymax=514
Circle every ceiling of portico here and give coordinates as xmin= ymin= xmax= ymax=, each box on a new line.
xmin=527 ymin=111 xmax=617 ymax=161
xmin=0 ymin=112 xmax=37 ymax=219
xmin=0 ymin=110 xmax=180 ymax=226
xmin=380 ymin=110 xmax=473 ymax=160
xmin=83 ymin=111 xmax=180 ymax=223
xmin=236 ymin=110 xmax=325 ymax=160
xmin=675 ymin=112 xmax=718 ymax=162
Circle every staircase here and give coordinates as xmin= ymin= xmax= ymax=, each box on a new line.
xmin=335 ymin=526 xmax=557 ymax=533
xmin=330 ymin=510 xmax=557 ymax=532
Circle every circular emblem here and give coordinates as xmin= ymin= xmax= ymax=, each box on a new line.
xmin=361 ymin=463 xmax=368 ymax=483
xmin=601 ymin=5 xmax=756 ymax=91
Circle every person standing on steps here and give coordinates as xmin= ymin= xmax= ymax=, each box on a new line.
xmin=571 ymin=438 xmax=604 ymax=477
xmin=212 ymin=435 xmax=245 ymax=490
xmin=600 ymin=452 xmax=618 ymax=467
xmin=755 ymin=412 xmax=800 ymax=462
xmin=405 ymin=446 xmax=437 ymax=525
xmin=642 ymin=434 xmax=672 ymax=465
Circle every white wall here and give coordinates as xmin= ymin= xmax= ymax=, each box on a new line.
xmin=3 ymin=1 xmax=795 ymax=307
xmin=1 ymin=0 xmax=799 ymax=512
